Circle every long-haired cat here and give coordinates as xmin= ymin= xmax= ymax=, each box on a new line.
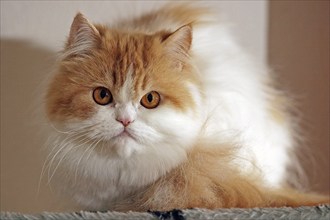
xmin=44 ymin=4 xmax=328 ymax=211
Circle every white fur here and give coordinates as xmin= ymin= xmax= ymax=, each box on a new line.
xmin=192 ymin=23 xmax=293 ymax=186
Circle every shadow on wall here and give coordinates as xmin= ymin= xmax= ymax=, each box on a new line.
xmin=0 ymin=39 xmax=77 ymax=213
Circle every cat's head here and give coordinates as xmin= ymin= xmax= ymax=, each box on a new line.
xmin=46 ymin=13 xmax=203 ymax=159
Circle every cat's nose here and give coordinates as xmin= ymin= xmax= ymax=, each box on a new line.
xmin=116 ymin=118 xmax=133 ymax=127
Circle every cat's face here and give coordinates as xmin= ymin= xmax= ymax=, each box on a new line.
xmin=46 ymin=13 xmax=203 ymax=158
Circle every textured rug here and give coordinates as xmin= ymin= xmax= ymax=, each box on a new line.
xmin=1 ymin=205 xmax=330 ymax=220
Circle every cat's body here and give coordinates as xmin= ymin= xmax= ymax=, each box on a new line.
xmin=45 ymin=4 xmax=326 ymax=211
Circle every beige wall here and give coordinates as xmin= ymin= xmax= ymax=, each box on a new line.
xmin=0 ymin=1 xmax=268 ymax=61
xmin=1 ymin=0 xmax=328 ymax=214
xmin=268 ymin=0 xmax=329 ymax=194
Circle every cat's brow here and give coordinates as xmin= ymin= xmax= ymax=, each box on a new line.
xmin=117 ymin=64 xmax=134 ymax=102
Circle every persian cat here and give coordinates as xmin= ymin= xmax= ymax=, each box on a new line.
xmin=44 ymin=4 xmax=328 ymax=211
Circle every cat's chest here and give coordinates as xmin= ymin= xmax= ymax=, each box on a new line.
xmin=64 ymin=145 xmax=186 ymax=208
xmin=66 ymin=157 xmax=140 ymax=209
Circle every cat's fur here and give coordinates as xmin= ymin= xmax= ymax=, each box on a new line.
xmin=45 ymin=4 xmax=328 ymax=211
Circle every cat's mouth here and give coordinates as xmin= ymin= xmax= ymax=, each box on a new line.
xmin=114 ymin=129 xmax=136 ymax=141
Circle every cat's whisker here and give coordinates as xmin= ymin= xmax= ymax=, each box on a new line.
xmin=73 ymin=136 xmax=105 ymax=183
xmin=46 ymin=131 xmax=94 ymax=185
xmin=38 ymin=135 xmax=68 ymax=194
xmin=45 ymin=130 xmax=90 ymax=170
xmin=85 ymin=138 xmax=103 ymax=162
xmin=46 ymin=140 xmax=76 ymax=184
xmin=47 ymin=143 xmax=77 ymax=185
xmin=47 ymin=140 xmax=90 ymax=184
xmin=38 ymin=141 xmax=62 ymax=192
xmin=50 ymin=121 xmax=100 ymax=134
xmin=48 ymin=126 xmax=102 ymax=181
xmin=73 ymin=138 xmax=100 ymax=183
xmin=130 ymin=126 xmax=161 ymax=144
xmin=49 ymin=122 xmax=74 ymax=134
xmin=44 ymin=134 xmax=79 ymax=168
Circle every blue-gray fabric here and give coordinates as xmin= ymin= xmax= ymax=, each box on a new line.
xmin=1 ymin=205 xmax=329 ymax=220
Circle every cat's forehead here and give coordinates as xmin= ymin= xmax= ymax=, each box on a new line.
xmin=100 ymin=32 xmax=158 ymax=95
xmin=104 ymin=32 xmax=155 ymax=72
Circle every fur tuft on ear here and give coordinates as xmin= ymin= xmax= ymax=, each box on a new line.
xmin=65 ymin=13 xmax=100 ymax=56
xmin=162 ymin=24 xmax=193 ymax=58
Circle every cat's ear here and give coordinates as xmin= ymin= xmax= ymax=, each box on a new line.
xmin=65 ymin=12 xmax=101 ymax=55
xmin=161 ymin=24 xmax=192 ymax=57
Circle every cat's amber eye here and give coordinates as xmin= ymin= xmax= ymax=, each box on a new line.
xmin=93 ymin=87 xmax=113 ymax=105
xmin=140 ymin=91 xmax=161 ymax=109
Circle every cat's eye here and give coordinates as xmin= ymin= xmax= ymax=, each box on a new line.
xmin=93 ymin=87 xmax=112 ymax=105
xmin=140 ymin=91 xmax=161 ymax=109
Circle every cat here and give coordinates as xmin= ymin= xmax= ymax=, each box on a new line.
xmin=44 ymin=4 xmax=328 ymax=211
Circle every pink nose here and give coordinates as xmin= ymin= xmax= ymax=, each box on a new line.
xmin=116 ymin=118 xmax=132 ymax=127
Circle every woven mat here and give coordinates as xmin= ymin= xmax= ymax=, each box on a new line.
xmin=1 ymin=205 xmax=329 ymax=220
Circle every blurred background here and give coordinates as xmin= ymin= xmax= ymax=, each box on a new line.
xmin=1 ymin=1 xmax=329 ymax=213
